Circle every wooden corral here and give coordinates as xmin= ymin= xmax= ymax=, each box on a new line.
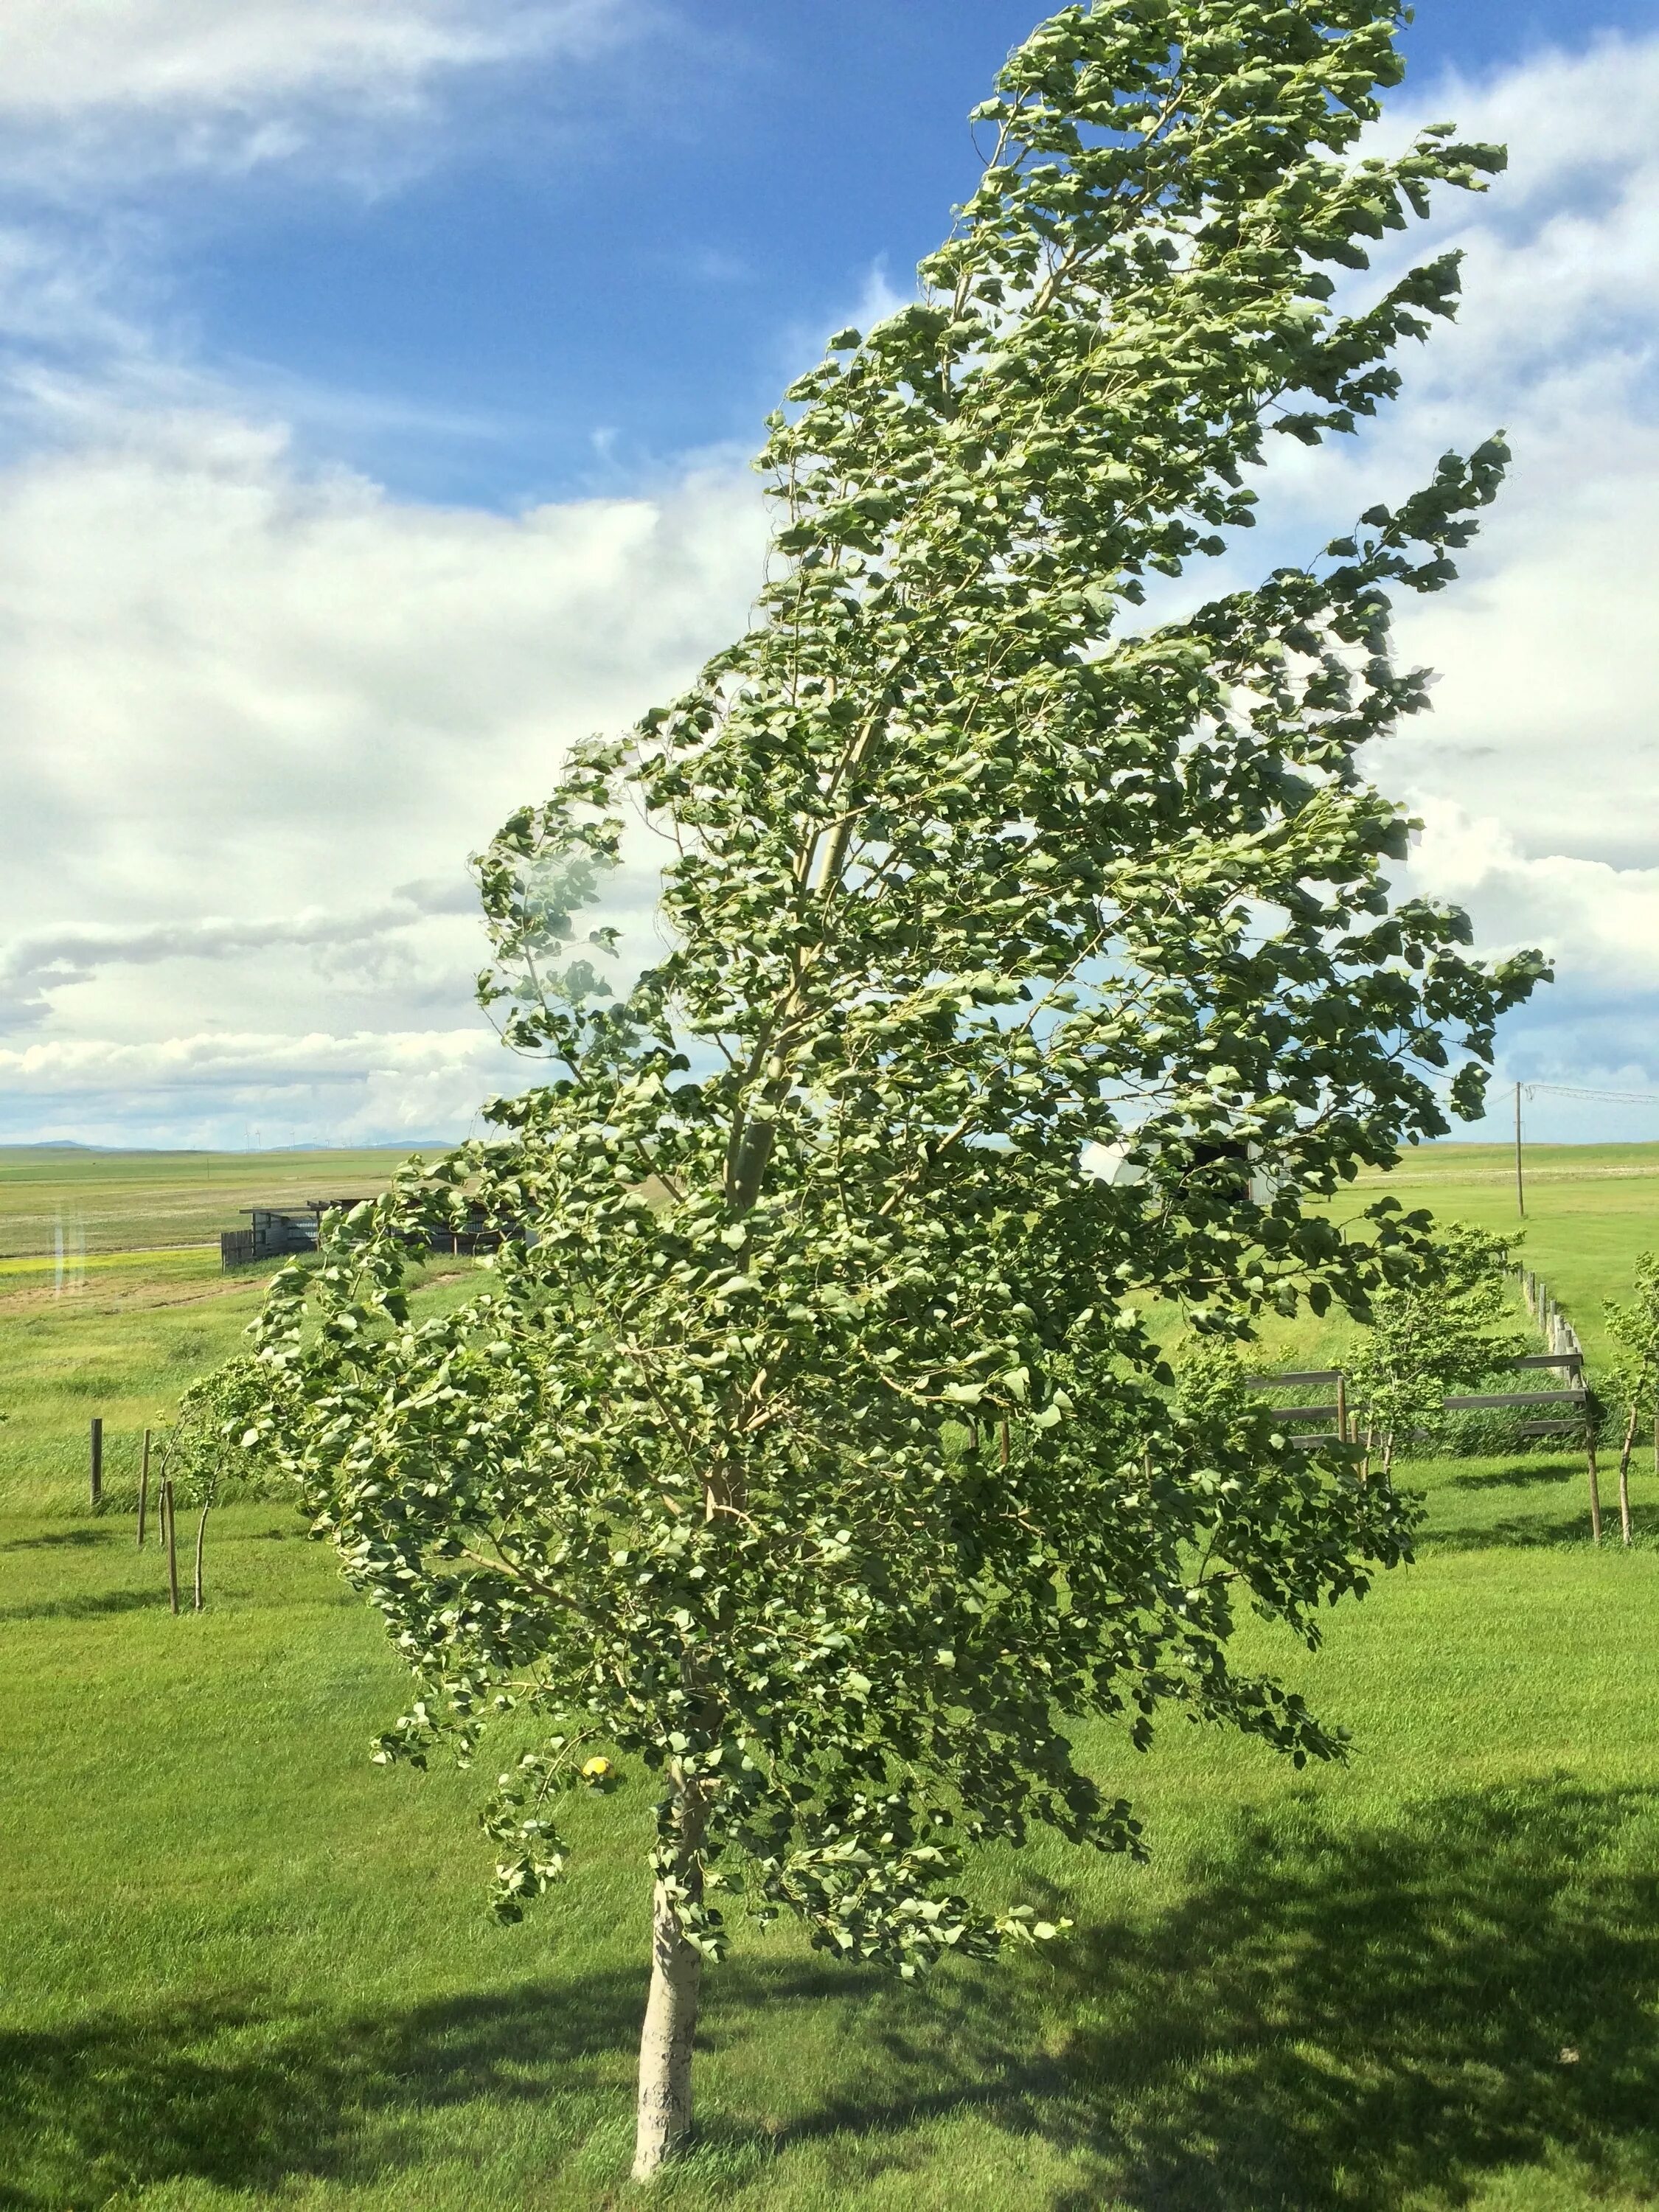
xmin=220 ymin=1199 xmax=505 ymax=1270
xmin=220 ymin=1200 xmax=366 ymax=1271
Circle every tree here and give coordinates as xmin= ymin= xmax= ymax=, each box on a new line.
xmin=1345 ymin=1221 xmax=1526 ymax=1478
xmin=158 ymin=1356 xmax=285 ymax=1611
xmin=1604 ymin=1252 xmax=1659 ymax=1548
xmin=248 ymin=2 xmax=1547 ymax=2180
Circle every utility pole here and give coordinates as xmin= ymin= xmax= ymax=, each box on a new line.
xmin=1514 ymin=1081 xmax=1526 ymax=1218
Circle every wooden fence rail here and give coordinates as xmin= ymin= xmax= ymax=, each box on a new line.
xmin=1247 ymin=1265 xmax=1608 ymax=1534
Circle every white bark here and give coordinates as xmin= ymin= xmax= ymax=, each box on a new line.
xmin=631 ymin=1780 xmax=705 ymax=2183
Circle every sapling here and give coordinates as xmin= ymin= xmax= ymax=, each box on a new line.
xmin=1346 ymin=1222 xmax=1526 ymax=1478
xmin=1605 ymin=1251 xmax=1659 ymax=1548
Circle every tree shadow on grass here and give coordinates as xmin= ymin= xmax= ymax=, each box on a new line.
xmin=0 ymin=1528 xmax=116 ymax=1553
xmin=0 ymin=1587 xmax=170 ymax=1624
xmin=1427 ymin=1500 xmax=1659 ymax=1553
xmin=0 ymin=1974 xmax=650 ymax=2208
xmin=1065 ymin=1775 xmax=1659 ymax=2208
xmin=745 ymin=1775 xmax=1659 ymax=2211
xmin=5 ymin=1780 xmax=1658 ymax=2210
xmin=1450 ymin=1462 xmax=1579 ymax=1492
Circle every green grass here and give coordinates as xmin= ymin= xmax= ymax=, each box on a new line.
xmin=0 ymin=1248 xmax=484 ymax=1514
xmin=0 ymin=1145 xmax=432 ymax=1259
xmin=3 ymin=1449 xmax=1657 ymax=2210
xmin=1346 ymin=1141 xmax=1659 ymax=1367
xmin=3 ymin=1145 xmax=1658 ymax=2205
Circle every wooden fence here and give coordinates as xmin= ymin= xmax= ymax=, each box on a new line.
xmin=1518 ymin=1268 xmax=1584 ymax=1366
xmin=1247 ymin=1265 xmax=1610 ymax=1535
xmin=1244 ymin=1360 xmax=1587 ymax=1447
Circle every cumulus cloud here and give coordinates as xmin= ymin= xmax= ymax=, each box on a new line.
xmin=0 ymin=1026 xmax=517 ymax=1149
xmin=1169 ymin=32 xmax=1659 ymax=1120
xmin=1398 ymin=802 xmax=1659 ymax=1118
xmin=1 ymin=26 xmax=1658 ymax=1146
xmin=0 ymin=1 xmax=617 ymax=113
xmin=0 ymin=401 xmax=764 ymax=1140
xmin=1368 ymin=41 xmax=1659 ymax=1123
xmin=1341 ymin=36 xmax=1659 ymax=888
xmin=0 ymin=888 xmax=477 ymax=1028
xmin=0 ymin=1026 xmax=492 ymax=1084
xmin=1408 ymin=804 xmax=1659 ymax=992
xmin=0 ymin=1 xmax=641 ymax=195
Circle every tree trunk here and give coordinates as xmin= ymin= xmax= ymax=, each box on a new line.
xmin=164 ymin=1480 xmax=181 ymax=1614
xmin=1616 ymin=1402 xmax=1639 ymax=1549
xmin=632 ymin=1777 xmax=706 ymax=2183
xmin=194 ymin=1503 xmax=211 ymax=1610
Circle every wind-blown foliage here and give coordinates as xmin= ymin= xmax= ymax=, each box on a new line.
xmin=167 ymin=1356 xmax=288 ymax=1507
xmin=1604 ymin=1251 xmax=1659 ymax=1546
xmin=1605 ymin=1254 xmax=1659 ymax=1419
xmin=1345 ymin=1222 xmax=1526 ymax=1473
xmin=248 ymin=0 xmax=1545 ymax=2173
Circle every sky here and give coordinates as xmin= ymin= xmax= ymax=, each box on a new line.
xmin=0 ymin=0 xmax=1656 ymax=1152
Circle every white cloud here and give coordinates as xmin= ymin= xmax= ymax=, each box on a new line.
xmin=2 ymin=27 xmax=1658 ymax=1146
xmin=1367 ymin=43 xmax=1659 ymax=1121
xmin=1399 ymin=802 xmax=1659 ymax=1120
xmin=0 ymin=1026 xmax=517 ymax=1148
xmin=0 ymin=1 xmax=639 ymax=191
xmin=0 ymin=1 xmax=622 ymax=114
xmin=0 ymin=887 xmax=479 ymax=1027
xmin=1175 ymin=32 xmax=1659 ymax=1121
xmin=0 ymin=401 xmax=764 ymax=1141
xmin=0 ymin=1027 xmax=490 ymax=1083
xmin=1408 ymin=803 xmax=1659 ymax=993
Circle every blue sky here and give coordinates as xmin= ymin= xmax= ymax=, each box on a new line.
xmin=0 ymin=0 xmax=1656 ymax=1150
xmin=73 ymin=0 xmax=1659 ymax=507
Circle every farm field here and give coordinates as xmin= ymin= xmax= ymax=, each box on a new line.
xmin=0 ymin=1248 xmax=482 ymax=1516
xmin=1344 ymin=1141 xmax=1659 ymax=1368
xmin=1 ymin=1141 xmax=1657 ymax=2206
xmin=0 ymin=1144 xmax=438 ymax=1260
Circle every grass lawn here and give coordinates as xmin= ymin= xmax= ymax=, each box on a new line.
xmin=3 ymin=1152 xmax=1658 ymax=2205
xmin=2 ymin=1452 xmax=1656 ymax=2211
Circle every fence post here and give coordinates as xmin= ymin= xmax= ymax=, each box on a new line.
xmin=89 ymin=1418 xmax=102 ymax=1510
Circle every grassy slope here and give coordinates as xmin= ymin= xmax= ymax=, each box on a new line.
xmin=1346 ymin=1141 xmax=1659 ymax=1368
xmin=0 ymin=1251 xmax=477 ymax=1516
xmin=0 ymin=1253 xmax=268 ymax=1510
xmin=0 ymin=1146 xmax=431 ymax=1259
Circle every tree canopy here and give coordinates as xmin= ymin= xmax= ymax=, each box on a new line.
xmin=248 ymin=0 xmax=1546 ymax=2175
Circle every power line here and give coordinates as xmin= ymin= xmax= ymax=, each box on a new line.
xmin=1519 ymin=1081 xmax=1659 ymax=1108
xmin=1509 ymin=1077 xmax=1659 ymax=1221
